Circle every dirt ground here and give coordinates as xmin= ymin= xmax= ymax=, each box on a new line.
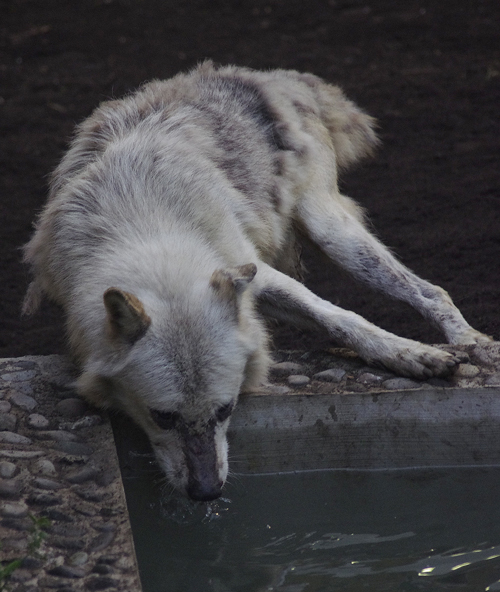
xmin=1 ymin=0 xmax=499 ymax=359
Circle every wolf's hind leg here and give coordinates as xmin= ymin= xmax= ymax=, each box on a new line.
xmin=254 ymin=264 xmax=465 ymax=379
xmin=296 ymin=191 xmax=491 ymax=345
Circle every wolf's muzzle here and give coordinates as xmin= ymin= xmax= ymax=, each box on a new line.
xmin=182 ymin=426 xmax=223 ymax=501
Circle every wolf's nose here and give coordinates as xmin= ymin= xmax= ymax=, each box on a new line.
xmin=186 ymin=481 xmax=223 ymax=502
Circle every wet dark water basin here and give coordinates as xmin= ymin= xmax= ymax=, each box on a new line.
xmin=123 ymin=466 xmax=500 ymax=592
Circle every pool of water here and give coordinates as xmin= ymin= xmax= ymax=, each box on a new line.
xmin=123 ymin=465 xmax=500 ymax=592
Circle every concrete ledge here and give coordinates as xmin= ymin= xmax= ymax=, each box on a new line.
xmin=229 ymin=387 xmax=500 ymax=472
xmin=228 ymin=345 xmax=500 ymax=472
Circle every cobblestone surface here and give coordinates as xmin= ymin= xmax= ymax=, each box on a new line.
xmin=0 ymin=356 xmax=141 ymax=592
xmin=265 ymin=343 xmax=500 ymax=395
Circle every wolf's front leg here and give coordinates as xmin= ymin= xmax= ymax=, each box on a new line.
xmin=254 ymin=264 xmax=465 ymax=379
xmin=294 ymin=192 xmax=491 ymax=346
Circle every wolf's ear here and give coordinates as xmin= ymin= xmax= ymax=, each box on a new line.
xmin=210 ymin=263 xmax=257 ymax=302
xmin=103 ymin=288 xmax=151 ymax=344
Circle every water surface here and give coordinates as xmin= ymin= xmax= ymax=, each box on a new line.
xmin=124 ymin=466 xmax=500 ymax=591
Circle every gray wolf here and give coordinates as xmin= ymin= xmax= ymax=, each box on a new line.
xmin=23 ymin=62 xmax=490 ymax=501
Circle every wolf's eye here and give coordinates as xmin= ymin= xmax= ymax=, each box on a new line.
xmin=216 ymin=403 xmax=233 ymax=423
xmin=150 ymin=409 xmax=179 ymax=430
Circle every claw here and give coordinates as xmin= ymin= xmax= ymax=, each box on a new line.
xmin=422 ymin=367 xmax=433 ymax=378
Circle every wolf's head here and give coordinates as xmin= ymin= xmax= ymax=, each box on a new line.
xmin=78 ymin=263 xmax=269 ymax=501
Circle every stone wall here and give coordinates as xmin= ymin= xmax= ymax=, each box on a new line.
xmin=0 ymin=356 xmax=141 ymax=592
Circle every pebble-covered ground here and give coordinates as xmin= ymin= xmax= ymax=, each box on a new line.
xmin=266 ymin=343 xmax=500 ymax=395
xmin=0 ymin=356 xmax=141 ymax=592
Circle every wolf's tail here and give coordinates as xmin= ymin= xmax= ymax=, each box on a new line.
xmin=316 ymin=82 xmax=380 ymax=171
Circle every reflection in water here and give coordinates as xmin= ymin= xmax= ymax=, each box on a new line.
xmin=122 ymin=467 xmax=500 ymax=592
xmin=412 ymin=546 xmax=500 ymax=577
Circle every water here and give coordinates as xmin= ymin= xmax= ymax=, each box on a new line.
xmin=123 ymin=466 xmax=500 ymax=592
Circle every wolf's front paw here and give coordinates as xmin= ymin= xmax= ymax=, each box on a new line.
xmin=449 ymin=328 xmax=494 ymax=346
xmin=375 ymin=342 xmax=466 ymax=380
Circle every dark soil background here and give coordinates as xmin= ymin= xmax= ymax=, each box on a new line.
xmin=1 ymin=0 xmax=499 ymax=359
